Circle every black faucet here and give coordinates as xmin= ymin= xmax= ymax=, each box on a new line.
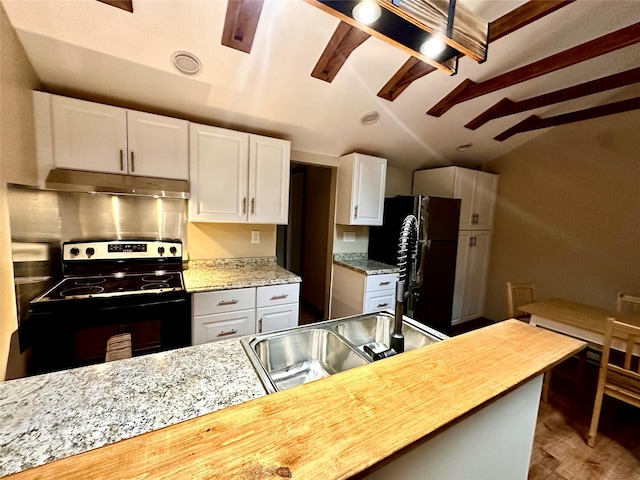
xmin=390 ymin=214 xmax=419 ymax=354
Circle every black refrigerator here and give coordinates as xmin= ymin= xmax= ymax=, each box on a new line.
xmin=368 ymin=195 xmax=461 ymax=334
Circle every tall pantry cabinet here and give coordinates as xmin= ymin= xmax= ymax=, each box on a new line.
xmin=412 ymin=167 xmax=498 ymax=325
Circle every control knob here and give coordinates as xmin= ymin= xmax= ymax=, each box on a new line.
xmin=170 ymin=246 xmax=177 ymax=255
xmin=85 ymin=247 xmax=95 ymax=258
xmin=158 ymin=246 xmax=165 ymax=256
xmin=70 ymin=247 xmax=80 ymax=257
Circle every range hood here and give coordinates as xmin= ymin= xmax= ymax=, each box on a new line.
xmin=45 ymin=169 xmax=190 ymax=199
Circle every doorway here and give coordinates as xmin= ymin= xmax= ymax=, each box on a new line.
xmin=277 ymin=162 xmax=334 ymax=323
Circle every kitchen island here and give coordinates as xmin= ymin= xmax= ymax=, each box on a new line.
xmin=2 ymin=320 xmax=584 ymax=479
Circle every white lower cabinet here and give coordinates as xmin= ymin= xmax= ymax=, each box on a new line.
xmin=330 ymin=265 xmax=397 ymax=319
xmin=256 ymin=283 xmax=300 ymax=334
xmin=192 ymin=283 xmax=300 ymax=345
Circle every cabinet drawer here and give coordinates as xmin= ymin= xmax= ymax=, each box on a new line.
xmin=256 ymin=283 xmax=300 ymax=308
xmin=192 ymin=309 xmax=256 ymax=345
xmin=365 ymin=273 xmax=398 ymax=293
xmin=364 ymin=289 xmax=396 ymax=314
xmin=192 ymin=288 xmax=256 ymax=316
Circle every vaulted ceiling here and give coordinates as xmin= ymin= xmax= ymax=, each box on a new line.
xmin=2 ymin=0 xmax=639 ymax=172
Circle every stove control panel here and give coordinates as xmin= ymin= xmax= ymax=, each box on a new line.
xmin=63 ymin=241 xmax=183 ymax=261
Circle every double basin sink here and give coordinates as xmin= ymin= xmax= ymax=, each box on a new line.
xmin=241 ymin=312 xmax=447 ymax=394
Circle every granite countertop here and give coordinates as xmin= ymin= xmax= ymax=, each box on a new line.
xmin=0 ymin=340 xmax=266 ymax=477
xmin=183 ymin=257 xmax=301 ymax=293
xmin=333 ymin=253 xmax=399 ymax=275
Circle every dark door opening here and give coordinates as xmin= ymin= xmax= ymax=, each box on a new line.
xmin=277 ymin=162 xmax=333 ymax=323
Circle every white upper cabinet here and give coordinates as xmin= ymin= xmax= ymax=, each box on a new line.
xmin=51 ymin=95 xmax=127 ymax=174
xmin=335 ymin=153 xmax=387 ymax=226
xmin=189 ymin=124 xmax=290 ymax=224
xmin=248 ymin=134 xmax=291 ymax=224
xmin=46 ymin=94 xmax=189 ymax=180
xmin=413 ymin=166 xmax=498 ymax=230
xmin=126 ymin=110 xmax=189 ymax=180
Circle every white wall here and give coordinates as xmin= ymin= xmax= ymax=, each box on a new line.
xmin=483 ymin=110 xmax=640 ymax=320
xmin=1 ymin=4 xmax=42 ymax=379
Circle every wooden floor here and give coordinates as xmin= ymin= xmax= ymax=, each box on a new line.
xmin=529 ymin=364 xmax=640 ymax=480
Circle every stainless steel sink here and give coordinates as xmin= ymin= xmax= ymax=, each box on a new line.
xmin=336 ymin=315 xmax=440 ymax=359
xmin=241 ymin=312 xmax=447 ymax=394
xmin=251 ymin=329 xmax=369 ymax=392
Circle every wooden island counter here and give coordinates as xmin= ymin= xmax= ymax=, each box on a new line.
xmin=7 ymin=320 xmax=584 ymax=479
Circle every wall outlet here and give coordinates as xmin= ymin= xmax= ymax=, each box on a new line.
xmin=343 ymin=232 xmax=356 ymax=243
xmin=251 ymin=230 xmax=260 ymax=243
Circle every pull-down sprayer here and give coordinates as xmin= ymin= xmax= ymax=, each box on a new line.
xmin=391 ymin=214 xmax=419 ymax=354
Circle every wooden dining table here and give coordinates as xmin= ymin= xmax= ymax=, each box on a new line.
xmin=519 ymin=298 xmax=640 ymax=354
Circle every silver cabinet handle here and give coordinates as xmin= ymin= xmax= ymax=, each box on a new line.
xmin=119 ymin=150 xmax=124 ymax=171
xmin=379 ymin=281 xmax=391 ymax=286
xmin=270 ymin=294 xmax=288 ymax=300
xmin=217 ymin=299 xmax=239 ymax=306
xmin=130 ymin=151 xmax=135 ymax=172
xmin=217 ymin=329 xmax=238 ymax=337
xmin=377 ymin=303 xmax=389 ymax=308
xmin=242 ymin=198 xmax=247 ymax=215
xmin=251 ymin=198 xmax=255 ymax=215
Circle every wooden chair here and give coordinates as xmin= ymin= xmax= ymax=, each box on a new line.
xmin=105 ymin=333 xmax=132 ymax=362
xmin=587 ymin=317 xmax=640 ymax=447
xmin=616 ymin=292 xmax=640 ymax=315
xmin=506 ymin=282 xmax=535 ymax=320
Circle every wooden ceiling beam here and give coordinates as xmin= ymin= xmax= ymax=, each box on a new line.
xmin=96 ymin=0 xmax=133 ymax=13
xmin=428 ymin=21 xmax=640 ymax=117
xmin=311 ymin=22 xmax=371 ymax=83
xmin=466 ymin=66 xmax=640 ymax=130
xmin=378 ymin=0 xmax=574 ymax=102
xmin=221 ymin=0 xmax=265 ymax=54
xmin=494 ymin=97 xmax=640 ymax=141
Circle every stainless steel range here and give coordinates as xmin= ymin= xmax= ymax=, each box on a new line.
xmin=21 ymin=240 xmax=191 ymax=375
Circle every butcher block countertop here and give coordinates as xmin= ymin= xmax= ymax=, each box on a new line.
xmin=183 ymin=257 xmax=301 ymax=293
xmin=7 ymin=320 xmax=585 ymax=479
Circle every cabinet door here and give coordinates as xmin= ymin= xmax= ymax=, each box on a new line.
xmin=462 ymin=231 xmax=491 ymax=322
xmin=453 ymin=168 xmax=477 ymax=230
xmin=192 ymin=309 xmax=256 ymax=345
xmin=451 ymin=231 xmax=471 ymax=325
xmin=189 ymin=124 xmax=249 ymax=222
xmin=472 ymin=172 xmax=498 ymax=230
xmin=352 ymin=154 xmax=386 ymax=226
xmin=257 ymin=304 xmax=299 ymax=333
xmin=51 ymin=96 xmax=127 ymax=174
xmin=248 ymin=135 xmax=290 ymax=224
xmin=127 ymin=111 xmax=189 ymax=180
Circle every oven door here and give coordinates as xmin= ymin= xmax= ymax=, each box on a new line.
xmin=25 ymin=293 xmax=190 ymax=375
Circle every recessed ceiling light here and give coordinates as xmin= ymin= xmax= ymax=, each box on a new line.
xmin=420 ymin=37 xmax=447 ymax=59
xmin=352 ymin=1 xmax=381 ymax=25
xmin=171 ymin=51 xmax=202 ymax=76
xmin=361 ymin=111 xmax=380 ymax=125
xmin=456 ymin=143 xmax=473 ymax=152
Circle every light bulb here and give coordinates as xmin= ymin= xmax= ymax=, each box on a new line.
xmin=420 ymin=37 xmax=446 ymax=59
xmin=352 ymin=1 xmax=382 ymax=25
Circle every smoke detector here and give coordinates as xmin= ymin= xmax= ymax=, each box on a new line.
xmin=171 ymin=51 xmax=202 ymax=76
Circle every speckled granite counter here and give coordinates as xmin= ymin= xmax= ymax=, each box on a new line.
xmin=183 ymin=257 xmax=301 ymax=293
xmin=0 ymin=340 xmax=265 ymax=477
xmin=333 ymin=253 xmax=398 ymax=275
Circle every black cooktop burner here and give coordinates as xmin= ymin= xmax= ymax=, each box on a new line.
xmin=34 ymin=272 xmax=184 ymax=302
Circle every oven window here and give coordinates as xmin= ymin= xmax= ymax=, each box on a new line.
xmin=73 ymin=319 xmax=162 ymax=364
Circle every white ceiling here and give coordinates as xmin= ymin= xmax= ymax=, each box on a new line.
xmin=3 ymin=0 xmax=640 ymax=172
